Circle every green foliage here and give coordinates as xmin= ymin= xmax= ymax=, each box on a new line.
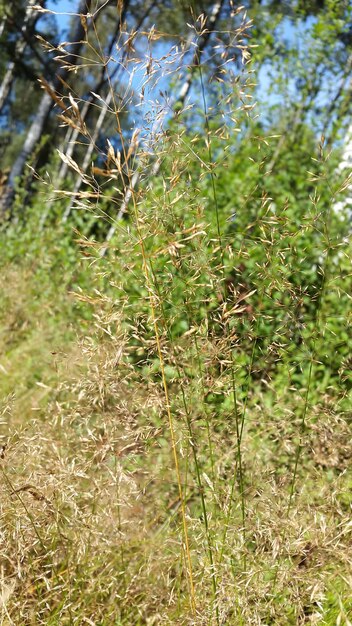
xmin=102 ymin=117 xmax=351 ymax=400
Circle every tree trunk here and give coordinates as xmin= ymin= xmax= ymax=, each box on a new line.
xmin=0 ymin=0 xmax=92 ymax=216
xmin=0 ymin=16 xmax=6 ymax=39
xmin=0 ymin=0 xmax=42 ymax=113
xmin=333 ymin=123 xmax=352 ymax=221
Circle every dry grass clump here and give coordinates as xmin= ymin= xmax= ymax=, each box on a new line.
xmin=0 ymin=321 xmax=351 ymax=624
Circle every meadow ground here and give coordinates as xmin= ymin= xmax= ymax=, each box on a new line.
xmin=0 ymin=258 xmax=351 ymax=625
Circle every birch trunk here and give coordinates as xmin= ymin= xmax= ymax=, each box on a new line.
xmin=0 ymin=16 xmax=6 ymax=39
xmin=0 ymin=0 xmax=92 ymax=216
xmin=0 ymin=0 xmax=41 ymax=113
xmin=333 ymin=123 xmax=352 ymax=221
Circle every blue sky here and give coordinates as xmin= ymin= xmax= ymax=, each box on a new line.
xmin=47 ymin=0 xmax=78 ymax=36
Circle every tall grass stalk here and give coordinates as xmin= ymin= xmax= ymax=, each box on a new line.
xmin=289 ymin=142 xmax=335 ymax=512
xmin=130 ymin=198 xmax=197 ymax=613
xmin=150 ymin=262 xmax=220 ymax=624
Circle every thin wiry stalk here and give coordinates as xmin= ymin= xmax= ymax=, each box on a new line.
xmin=150 ymin=262 xmax=220 ymax=626
xmin=231 ymin=358 xmax=246 ymax=551
xmin=191 ymin=326 xmax=216 ymax=486
xmin=218 ymin=199 xmax=289 ymax=569
xmin=159 ymin=171 xmax=217 ymax=485
xmin=287 ymin=341 xmax=315 ymax=516
xmin=130 ymin=206 xmax=196 ymax=614
xmin=218 ymin=354 xmax=246 ymax=570
xmin=196 ymin=53 xmax=226 ymax=511
xmin=198 ymin=62 xmax=223 ymax=264
xmin=288 ymin=143 xmax=335 ymax=512
xmin=270 ymin=145 xmax=336 ymax=595
xmin=198 ymin=51 xmax=249 ymax=572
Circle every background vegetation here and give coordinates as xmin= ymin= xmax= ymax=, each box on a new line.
xmin=0 ymin=0 xmax=351 ymax=624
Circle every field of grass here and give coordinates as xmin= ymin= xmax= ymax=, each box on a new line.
xmin=0 ymin=233 xmax=351 ymax=625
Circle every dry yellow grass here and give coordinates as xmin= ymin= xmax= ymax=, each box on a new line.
xmin=0 ymin=300 xmax=351 ymax=624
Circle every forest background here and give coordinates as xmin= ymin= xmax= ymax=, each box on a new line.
xmin=0 ymin=0 xmax=351 ymax=624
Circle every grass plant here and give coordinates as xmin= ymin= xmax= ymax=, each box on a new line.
xmin=0 ymin=3 xmax=351 ymax=624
